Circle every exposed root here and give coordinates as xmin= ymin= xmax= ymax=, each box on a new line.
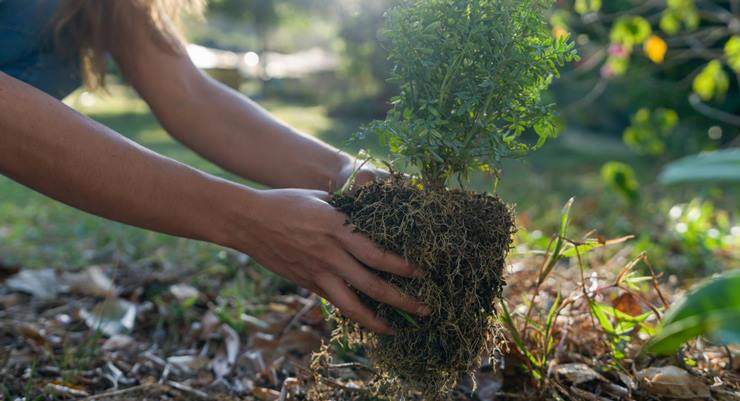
xmin=326 ymin=176 xmax=516 ymax=400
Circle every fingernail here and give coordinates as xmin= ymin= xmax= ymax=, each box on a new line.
xmin=418 ymin=305 xmax=432 ymax=316
xmin=413 ymin=269 xmax=425 ymax=278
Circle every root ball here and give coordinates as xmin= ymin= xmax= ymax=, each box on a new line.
xmin=329 ymin=177 xmax=515 ymax=399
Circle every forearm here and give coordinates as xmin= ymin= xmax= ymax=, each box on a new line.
xmin=0 ymin=73 xmax=250 ymax=245
xmin=146 ymin=73 xmax=355 ymax=191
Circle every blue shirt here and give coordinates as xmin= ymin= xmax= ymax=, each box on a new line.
xmin=0 ymin=0 xmax=82 ymax=99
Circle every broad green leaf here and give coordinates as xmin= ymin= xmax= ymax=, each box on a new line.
xmin=647 ymin=309 xmax=740 ymax=355
xmin=659 ymin=149 xmax=740 ymax=185
xmin=647 ymin=271 xmax=740 ymax=355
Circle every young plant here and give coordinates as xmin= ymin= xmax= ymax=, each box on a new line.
xmin=373 ymin=0 xmax=578 ymax=188
xmin=324 ymin=1 xmax=578 ymax=399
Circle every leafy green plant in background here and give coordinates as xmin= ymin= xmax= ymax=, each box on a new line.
xmin=648 ymin=270 xmax=740 ymax=355
xmin=622 ymin=107 xmax=678 ymax=157
xmin=374 ymin=0 xmax=579 ymax=188
xmin=550 ymin=0 xmax=739 ymax=159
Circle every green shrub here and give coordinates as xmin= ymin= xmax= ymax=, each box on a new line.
xmin=371 ymin=0 xmax=578 ymax=188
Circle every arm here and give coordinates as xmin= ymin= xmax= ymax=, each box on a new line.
xmin=110 ymin=11 xmax=361 ymax=192
xmin=0 ymin=73 xmax=427 ymax=334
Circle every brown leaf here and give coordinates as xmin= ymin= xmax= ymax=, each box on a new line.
xmin=101 ymin=334 xmax=135 ymax=351
xmin=6 ymin=268 xmax=61 ymax=300
xmin=613 ymin=292 xmax=642 ymax=317
xmin=637 ymin=366 xmax=710 ymax=399
xmin=555 ymin=363 xmax=607 ymax=386
xmin=80 ymin=298 xmax=137 ymax=336
xmin=17 ymin=323 xmax=48 ymax=346
xmin=252 ymin=387 xmax=280 ymax=401
xmin=277 ymin=326 xmax=322 ymax=355
xmin=65 ymin=266 xmax=117 ymax=297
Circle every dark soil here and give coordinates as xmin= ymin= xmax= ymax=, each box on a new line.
xmin=329 ymin=176 xmax=516 ymax=400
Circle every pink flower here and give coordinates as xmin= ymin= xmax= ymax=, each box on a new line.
xmin=601 ymin=64 xmax=615 ymax=79
xmin=608 ymin=43 xmax=629 ymax=58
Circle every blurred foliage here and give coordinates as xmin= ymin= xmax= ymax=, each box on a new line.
xmin=648 ymin=270 xmax=740 ymax=355
xmin=623 ymin=107 xmax=678 ymax=156
xmin=659 ymin=148 xmax=740 ymax=184
xmin=328 ymin=0 xmax=399 ymax=117
xmin=601 ymin=161 xmax=639 ymax=204
xmin=549 ymin=0 xmax=739 ymax=159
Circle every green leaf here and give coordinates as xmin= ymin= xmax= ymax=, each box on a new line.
xmin=396 ymin=309 xmax=420 ymax=328
xmin=589 ymin=301 xmax=616 ymax=335
xmin=659 ymin=149 xmax=740 ymax=185
xmin=574 ymin=0 xmax=601 ymax=15
xmin=601 ymin=162 xmax=640 ymax=203
xmin=560 ymin=235 xmax=633 ymax=258
xmin=724 ymin=36 xmax=740 ymax=73
xmin=661 ymin=0 xmax=700 ymax=34
xmin=499 ymin=300 xmax=541 ymax=369
xmin=610 ymin=16 xmax=652 ymax=49
xmin=559 ymin=197 xmax=574 ymax=238
xmin=540 ymin=198 xmax=574 ymax=281
xmin=647 ymin=271 xmax=740 ymax=355
xmin=647 ymin=309 xmax=740 ymax=355
xmin=692 ymin=60 xmax=730 ymax=102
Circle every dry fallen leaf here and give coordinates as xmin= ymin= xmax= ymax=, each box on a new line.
xmin=167 ymin=355 xmax=210 ymax=374
xmin=65 ymin=266 xmax=116 ymax=297
xmin=170 ymin=283 xmax=199 ymax=301
xmin=80 ymin=298 xmax=137 ymax=336
xmin=637 ymin=366 xmax=711 ymax=399
xmin=102 ymin=334 xmax=135 ymax=351
xmin=556 ymin=363 xmax=607 ymax=386
xmin=6 ymin=268 xmax=62 ymax=300
xmin=613 ymin=292 xmax=643 ymax=317
xmin=252 ymin=386 xmax=280 ymax=401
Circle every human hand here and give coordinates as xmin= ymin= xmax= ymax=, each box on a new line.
xmin=230 ymin=188 xmax=429 ymax=335
xmin=335 ymin=160 xmax=391 ymax=193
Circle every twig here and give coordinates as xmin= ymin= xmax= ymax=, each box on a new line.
xmin=166 ymin=380 xmax=208 ymax=398
xmin=639 ymin=252 xmax=669 ymax=309
xmin=562 ymin=78 xmax=608 ymax=114
xmin=278 ymin=294 xmax=320 ymax=339
xmin=689 ymin=94 xmax=740 ymax=127
xmin=79 ymin=383 xmax=156 ymax=400
xmin=724 ymin=345 xmax=734 ymax=370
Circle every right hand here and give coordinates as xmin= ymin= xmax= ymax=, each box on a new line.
xmin=229 ymin=188 xmax=430 ymax=335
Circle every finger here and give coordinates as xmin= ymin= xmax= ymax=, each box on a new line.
xmin=319 ymin=275 xmax=395 ymax=335
xmin=333 ymin=251 xmax=430 ymax=316
xmin=337 ymin=228 xmax=423 ymax=278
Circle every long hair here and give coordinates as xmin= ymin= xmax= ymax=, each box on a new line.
xmin=51 ymin=0 xmax=205 ymax=89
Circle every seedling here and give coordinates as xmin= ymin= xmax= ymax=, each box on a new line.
xmin=324 ymin=0 xmax=577 ymax=399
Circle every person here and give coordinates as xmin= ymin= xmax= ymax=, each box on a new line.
xmin=0 ymin=0 xmax=430 ymax=335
